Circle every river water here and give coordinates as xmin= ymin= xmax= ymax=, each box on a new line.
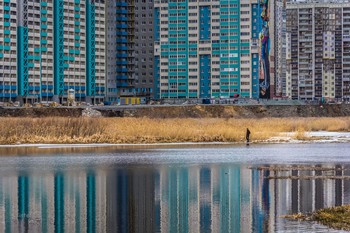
xmin=0 ymin=143 xmax=349 ymax=233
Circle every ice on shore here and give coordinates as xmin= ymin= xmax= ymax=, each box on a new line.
xmin=268 ymin=131 xmax=350 ymax=143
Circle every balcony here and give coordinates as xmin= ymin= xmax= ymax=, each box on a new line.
xmin=116 ymin=60 xmax=128 ymax=65
xmin=116 ymin=31 xmax=128 ymax=36
xmin=299 ymin=56 xmax=311 ymax=59
xmin=117 ymin=53 xmax=128 ymax=58
xmin=117 ymin=46 xmax=128 ymax=51
xmin=299 ymin=38 xmax=312 ymax=42
xmin=116 ymin=9 xmax=128 ymax=14
xmin=116 ymin=24 xmax=128 ymax=29
xmin=116 ymin=2 xmax=127 ymax=7
xmin=299 ymin=27 xmax=311 ymax=31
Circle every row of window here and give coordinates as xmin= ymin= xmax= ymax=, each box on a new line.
xmin=162 ymin=17 xmax=247 ymax=24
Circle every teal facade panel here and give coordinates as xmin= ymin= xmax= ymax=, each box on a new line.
xmin=54 ymin=0 xmax=65 ymax=96
xmin=86 ymin=1 xmax=96 ymax=97
xmin=17 ymin=26 xmax=29 ymax=97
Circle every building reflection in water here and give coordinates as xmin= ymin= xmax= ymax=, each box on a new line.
xmin=106 ymin=168 xmax=156 ymax=233
xmin=0 ymin=164 xmax=349 ymax=232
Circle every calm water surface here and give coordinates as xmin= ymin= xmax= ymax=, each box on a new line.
xmin=0 ymin=143 xmax=349 ymax=233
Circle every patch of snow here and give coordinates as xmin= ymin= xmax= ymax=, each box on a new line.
xmin=307 ymin=131 xmax=350 ymax=137
xmin=267 ymin=131 xmax=350 ymax=144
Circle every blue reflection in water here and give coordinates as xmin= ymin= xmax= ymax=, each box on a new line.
xmin=87 ymin=173 xmax=96 ymax=233
xmin=18 ymin=176 xmax=29 ymax=232
xmin=75 ymin=183 xmax=81 ymax=233
xmin=117 ymin=170 xmax=129 ymax=233
xmin=55 ymin=173 xmax=64 ymax=233
xmin=252 ymin=169 xmax=263 ymax=233
xmin=200 ymin=168 xmax=211 ymax=233
xmin=0 ymin=144 xmax=349 ymax=232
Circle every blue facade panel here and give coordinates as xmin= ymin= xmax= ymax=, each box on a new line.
xmin=200 ymin=55 xmax=211 ymax=98
xmin=54 ymin=0 xmax=65 ymax=96
xmin=17 ymin=26 xmax=29 ymax=97
xmin=251 ymin=53 xmax=259 ymax=98
xmin=199 ymin=6 xmax=210 ymax=40
xmin=251 ymin=4 xmax=260 ymax=39
xmin=154 ymin=8 xmax=160 ymax=41
xmin=86 ymin=1 xmax=96 ymax=97
xmin=154 ymin=56 xmax=160 ymax=99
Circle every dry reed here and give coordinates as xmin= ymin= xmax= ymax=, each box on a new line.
xmin=283 ymin=205 xmax=350 ymax=231
xmin=0 ymin=117 xmax=349 ymax=144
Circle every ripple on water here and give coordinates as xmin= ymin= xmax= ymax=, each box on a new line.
xmin=0 ymin=143 xmax=349 ymax=232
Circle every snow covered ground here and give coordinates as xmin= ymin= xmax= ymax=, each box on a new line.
xmin=267 ymin=131 xmax=350 ymax=143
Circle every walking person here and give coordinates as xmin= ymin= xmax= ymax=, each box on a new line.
xmin=246 ymin=128 xmax=251 ymax=145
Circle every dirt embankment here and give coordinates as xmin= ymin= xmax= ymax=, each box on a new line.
xmin=0 ymin=107 xmax=82 ymax=117
xmin=126 ymin=104 xmax=350 ymax=118
xmin=0 ymin=104 xmax=350 ymax=118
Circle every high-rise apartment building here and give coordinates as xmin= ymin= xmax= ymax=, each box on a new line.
xmin=106 ymin=0 xmax=154 ymax=103
xmin=106 ymin=0 xmax=118 ymax=103
xmin=0 ymin=0 xmax=106 ymax=104
xmin=0 ymin=0 xmax=17 ymax=102
xmin=134 ymin=0 xmax=154 ymax=99
xmin=275 ymin=0 xmax=287 ymax=97
xmin=106 ymin=0 xmax=134 ymax=102
xmin=114 ymin=0 xmax=136 ymax=98
xmin=154 ymin=0 xmax=275 ymax=100
xmin=1 ymin=0 xmax=281 ymax=104
xmin=286 ymin=0 xmax=350 ymax=100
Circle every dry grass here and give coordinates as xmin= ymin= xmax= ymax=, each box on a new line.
xmin=293 ymin=128 xmax=308 ymax=140
xmin=313 ymin=205 xmax=350 ymax=231
xmin=0 ymin=117 xmax=349 ymax=144
xmin=283 ymin=205 xmax=350 ymax=231
xmin=0 ymin=118 xmax=107 ymax=144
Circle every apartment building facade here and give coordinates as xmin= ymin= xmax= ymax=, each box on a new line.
xmin=0 ymin=0 xmax=106 ymax=104
xmin=106 ymin=0 xmax=118 ymax=103
xmin=154 ymin=0 xmax=275 ymax=100
xmin=134 ymin=0 xmax=154 ymax=99
xmin=0 ymin=0 xmax=17 ymax=101
xmin=0 ymin=0 xmax=299 ymax=103
xmin=275 ymin=0 xmax=287 ymax=97
xmin=105 ymin=0 xmax=154 ymax=103
xmin=286 ymin=0 xmax=350 ymax=100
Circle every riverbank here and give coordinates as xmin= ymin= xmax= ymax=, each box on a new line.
xmin=0 ymin=117 xmax=349 ymax=144
xmin=1 ymin=104 xmax=350 ymax=118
